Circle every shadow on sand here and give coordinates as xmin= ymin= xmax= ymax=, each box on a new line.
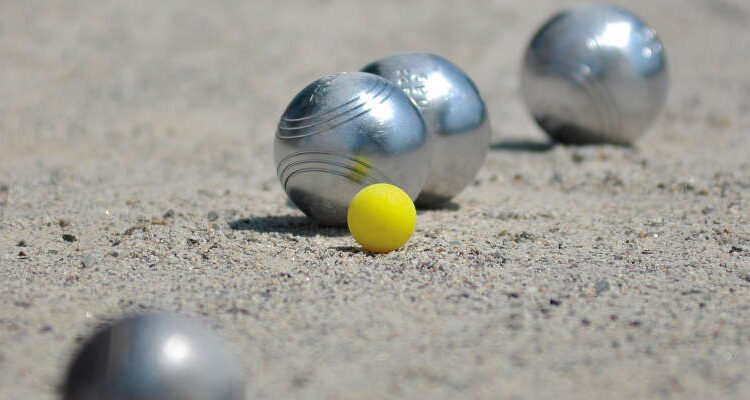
xmin=417 ymin=201 xmax=460 ymax=213
xmin=489 ymin=138 xmax=556 ymax=153
xmin=328 ymin=245 xmax=376 ymax=255
xmin=228 ymin=215 xmax=348 ymax=237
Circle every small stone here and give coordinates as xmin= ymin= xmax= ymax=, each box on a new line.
xmin=163 ymin=209 xmax=175 ymax=219
xmin=514 ymin=232 xmax=535 ymax=242
xmin=701 ymin=207 xmax=716 ymax=215
xmin=123 ymin=226 xmax=147 ymax=235
xmin=62 ymin=234 xmax=77 ymax=242
xmin=14 ymin=301 xmax=31 ymax=309
xmin=647 ymin=217 xmax=664 ymax=227
xmin=0 ymin=183 xmax=8 ymax=205
xmin=595 ymin=280 xmax=610 ymax=294
xmin=16 ymin=240 xmax=27 ymax=247
xmin=571 ymin=152 xmax=586 ymax=164
xmin=602 ymin=172 xmax=624 ymax=187
xmin=82 ymin=253 xmax=100 ymax=268
xmin=207 ymin=211 xmax=220 ymax=221
xmin=58 ymin=219 xmax=71 ymax=228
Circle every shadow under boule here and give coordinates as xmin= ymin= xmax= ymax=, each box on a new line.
xmin=416 ymin=200 xmax=460 ymax=212
xmin=228 ymin=215 xmax=349 ymax=237
xmin=489 ymin=138 xmax=556 ymax=152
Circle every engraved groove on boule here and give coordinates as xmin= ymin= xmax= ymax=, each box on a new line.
xmin=560 ymin=61 xmax=620 ymax=139
xmin=276 ymin=151 xmax=394 ymax=188
xmin=282 ymin=167 xmax=379 ymax=191
xmin=598 ymin=80 xmax=622 ymax=137
xmin=377 ymin=85 xmax=398 ymax=104
xmin=277 ymin=107 xmax=372 ymax=139
xmin=277 ymin=153 xmax=393 ymax=184
xmin=281 ymin=96 xmax=361 ymax=123
xmin=278 ymin=100 xmax=368 ymax=132
xmin=277 ymin=79 xmax=397 ymax=139
xmin=580 ymin=77 xmax=611 ymax=134
xmin=582 ymin=76 xmax=620 ymax=137
xmin=280 ymin=160 xmax=382 ymax=187
xmin=279 ymin=78 xmax=383 ymax=125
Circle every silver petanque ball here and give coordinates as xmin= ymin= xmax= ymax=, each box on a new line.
xmin=274 ymin=72 xmax=429 ymax=226
xmin=521 ymin=4 xmax=669 ymax=145
xmin=63 ymin=314 xmax=244 ymax=400
xmin=362 ymin=53 xmax=491 ymax=208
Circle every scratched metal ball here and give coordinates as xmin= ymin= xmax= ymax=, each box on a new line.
xmin=275 ymin=72 xmax=429 ymax=226
xmin=521 ymin=4 xmax=669 ymax=145
xmin=63 ymin=314 xmax=244 ymax=400
xmin=362 ymin=53 xmax=491 ymax=208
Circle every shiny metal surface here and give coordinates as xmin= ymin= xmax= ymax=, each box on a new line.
xmin=274 ymin=72 xmax=429 ymax=225
xmin=63 ymin=314 xmax=245 ymax=400
xmin=521 ymin=4 xmax=668 ymax=145
xmin=362 ymin=53 xmax=491 ymax=208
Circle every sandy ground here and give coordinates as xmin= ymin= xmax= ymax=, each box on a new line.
xmin=1 ymin=0 xmax=749 ymax=398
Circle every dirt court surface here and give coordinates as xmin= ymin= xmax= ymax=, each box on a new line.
xmin=1 ymin=0 xmax=749 ymax=398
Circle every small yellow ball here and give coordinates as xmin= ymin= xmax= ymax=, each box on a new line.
xmin=347 ymin=183 xmax=416 ymax=253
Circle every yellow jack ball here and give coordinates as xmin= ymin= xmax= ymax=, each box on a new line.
xmin=347 ymin=183 xmax=416 ymax=253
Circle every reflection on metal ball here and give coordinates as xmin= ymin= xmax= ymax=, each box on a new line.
xmin=363 ymin=53 xmax=491 ymax=207
xmin=274 ymin=72 xmax=429 ymax=225
xmin=63 ymin=314 xmax=244 ymax=400
xmin=521 ymin=4 xmax=668 ymax=145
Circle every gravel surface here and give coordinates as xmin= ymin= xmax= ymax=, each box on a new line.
xmin=1 ymin=0 xmax=749 ymax=398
